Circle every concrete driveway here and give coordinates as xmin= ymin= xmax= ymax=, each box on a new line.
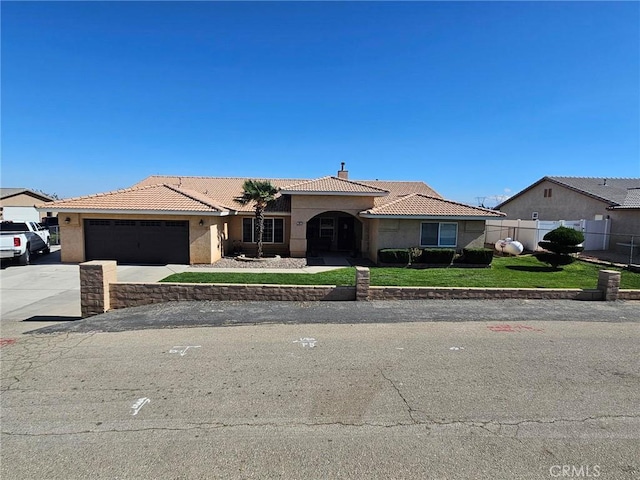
xmin=0 ymin=247 xmax=188 ymax=336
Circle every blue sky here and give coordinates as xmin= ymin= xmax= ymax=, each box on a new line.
xmin=2 ymin=1 xmax=638 ymax=206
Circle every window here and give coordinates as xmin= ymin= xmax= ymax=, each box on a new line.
xmin=544 ymin=188 xmax=552 ymax=198
xmin=242 ymin=218 xmax=284 ymax=243
xmin=115 ymin=220 xmax=136 ymax=227
xmin=420 ymin=222 xmax=457 ymax=247
xmin=88 ymin=220 xmax=110 ymax=226
xmin=140 ymin=220 xmax=161 ymax=227
xmin=319 ymin=218 xmax=334 ymax=239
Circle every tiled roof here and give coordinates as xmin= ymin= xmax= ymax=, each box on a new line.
xmin=361 ymin=193 xmax=505 ymax=218
xmin=36 ymin=184 xmax=226 ymax=213
xmin=134 ymin=176 xmax=305 ymax=213
xmin=547 ymin=176 xmax=640 ymax=206
xmin=48 ymin=174 xmax=454 ymax=216
xmin=362 ymin=180 xmax=443 ymax=207
xmin=279 ymin=176 xmax=389 ymax=195
xmin=610 ymin=187 xmax=640 ymax=209
xmin=497 ymin=176 xmax=640 ymax=208
xmin=1 ymin=188 xmax=54 ymax=202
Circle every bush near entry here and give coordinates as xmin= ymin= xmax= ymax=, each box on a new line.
xmin=378 ymin=249 xmax=411 ymax=264
xmin=459 ymin=248 xmax=494 ymax=265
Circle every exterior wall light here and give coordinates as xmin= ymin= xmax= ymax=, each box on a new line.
xmin=199 ymin=219 xmax=204 ymax=226
xmin=64 ymin=217 xmax=71 ymax=224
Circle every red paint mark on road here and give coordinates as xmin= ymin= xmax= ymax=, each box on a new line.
xmin=0 ymin=338 xmax=17 ymax=348
xmin=487 ymin=324 xmax=544 ymax=333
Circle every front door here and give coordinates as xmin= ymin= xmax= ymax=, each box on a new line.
xmin=337 ymin=216 xmax=355 ymax=251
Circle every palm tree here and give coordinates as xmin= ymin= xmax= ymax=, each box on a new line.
xmin=235 ymin=180 xmax=279 ymax=258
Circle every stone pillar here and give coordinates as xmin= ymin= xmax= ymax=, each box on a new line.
xmin=355 ymin=266 xmax=370 ymax=301
xmin=597 ymin=269 xmax=621 ymax=301
xmin=80 ymin=261 xmax=117 ymax=317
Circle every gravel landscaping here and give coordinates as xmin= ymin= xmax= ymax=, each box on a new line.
xmin=192 ymin=256 xmax=309 ymax=269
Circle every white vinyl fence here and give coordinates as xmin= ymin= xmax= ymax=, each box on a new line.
xmin=485 ymin=219 xmax=610 ymax=252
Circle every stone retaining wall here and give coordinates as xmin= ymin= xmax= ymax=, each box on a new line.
xmin=110 ymin=283 xmax=354 ymax=309
xmin=79 ymin=261 xmax=637 ymax=317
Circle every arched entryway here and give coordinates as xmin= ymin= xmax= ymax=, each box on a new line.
xmin=306 ymin=211 xmax=363 ymax=256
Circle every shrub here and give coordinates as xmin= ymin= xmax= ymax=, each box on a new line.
xmin=536 ymin=226 xmax=584 ymax=269
xmin=461 ymin=248 xmax=494 ymax=265
xmin=534 ymin=252 xmax=576 ymax=268
xmin=378 ymin=249 xmax=410 ymax=264
xmin=420 ymin=248 xmax=456 ymax=264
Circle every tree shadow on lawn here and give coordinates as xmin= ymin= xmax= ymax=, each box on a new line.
xmin=506 ymin=265 xmax=561 ymax=273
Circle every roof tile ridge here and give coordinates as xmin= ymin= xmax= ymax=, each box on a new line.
xmin=48 ymin=183 xmax=164 ymax=204
xmin=412 ymin=193 xmax=502 ymax=213
xmin=369 ymin=193 xmax=501 ymax=214
xmin=165 ymin=184 xmax=229 ymax=211
xmin=550 ymin=175 xmax=639 ymax=180
xmin=364 ymin=193 xmax=422 ymax=213
xmin=329 ymin=176 xmax=390 ymax=192
xmin=279 ymin=176 xmax=332 ymax=189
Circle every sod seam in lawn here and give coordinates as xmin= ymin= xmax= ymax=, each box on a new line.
xmin=161 ymin=256 xmax=640 ymax=290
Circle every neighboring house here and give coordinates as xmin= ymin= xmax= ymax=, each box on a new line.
xmin=0 ymin=188 xmax=55 ymax=223
xmin=37 ymin=167 xmax=503 ymax=265
xmin=495 ymin=176 xmax=640 ymax=252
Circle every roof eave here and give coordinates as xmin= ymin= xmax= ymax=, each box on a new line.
xmin=280 ymin=190 xmax=388 ymax=197
xmin=359 ymin=213 xmax=505 ymax=220
xmin=35 ymin=207 xmax=231 ymax=216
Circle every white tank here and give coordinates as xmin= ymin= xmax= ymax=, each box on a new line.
xmin=495 ymin=238 xmax=524 ymax=255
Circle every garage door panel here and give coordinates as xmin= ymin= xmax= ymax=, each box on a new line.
xmin=84 ymin=219 xmax=189 ymax=264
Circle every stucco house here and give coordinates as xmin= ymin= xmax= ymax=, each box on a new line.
xmin=1 ymin=188 xmax=54 ymax=223
xmin=495 ymin=176 xmax=640 ymax=252
xmin=38 ymin=168 xmax=504 ymax=265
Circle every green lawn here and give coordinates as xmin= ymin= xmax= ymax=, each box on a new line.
xmin=161 ymin=255 xmax=640 ymax=289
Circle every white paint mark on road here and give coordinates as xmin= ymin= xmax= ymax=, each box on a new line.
xmin=169 ymin=346 xmax=201 ymax=356
xmin=449 ymin=346 xmax=465 ymax=351
xmin=396 ymin=348 xmax=405 ymax=350
xmin=294 ymin=338 xmax=317 ymax=348
xmin=131 ymin=397 xmax=150 ymax=416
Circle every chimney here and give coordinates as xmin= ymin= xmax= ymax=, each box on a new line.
xmin=337 ymin=162 xmax=349 ymax=179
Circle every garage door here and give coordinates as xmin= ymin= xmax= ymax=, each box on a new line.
xmin=84 ymin=219 xmax=189 ymax=264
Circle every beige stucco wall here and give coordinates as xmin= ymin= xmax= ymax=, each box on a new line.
xmin=499 ymin=181 xmax=640 ymax=250
xmin=499 ymin=181 xmax=611 ymax=221
xmin=289 ymin=195 xmax=375 ymax=257
xmin=58 ymin=213 xmax=227 ymax=264
xmin=369 ymin=219 xmax=486 ymax=262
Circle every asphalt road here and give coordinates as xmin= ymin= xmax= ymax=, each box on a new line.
xmin=28 ymin=299 xmax=640 ymax=334
xmin=2 ymin=305 xmax=639 ymax=479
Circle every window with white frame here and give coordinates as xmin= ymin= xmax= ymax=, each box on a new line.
xmin=242 ymin=218 xmax=284 ymax=243
xmin=420 ymin=222 xmax=457 ymax=247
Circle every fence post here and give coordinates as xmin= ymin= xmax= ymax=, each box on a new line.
xmin=355 ymin=266 xmax=370 ymax=301
xmin=80 ymin=260 xmax=117 ymax=317
xmin=597 ymin=269 xmax=620 ymax=301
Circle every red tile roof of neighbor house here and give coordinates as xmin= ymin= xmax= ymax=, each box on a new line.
xmin=361 ymin=193 xmax=505 ymax=218
xmin=39 ymin=174 xmax=481 ymax=217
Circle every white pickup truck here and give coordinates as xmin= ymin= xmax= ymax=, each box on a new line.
xmin=0 ymin=221 xmax=51 ymax=265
